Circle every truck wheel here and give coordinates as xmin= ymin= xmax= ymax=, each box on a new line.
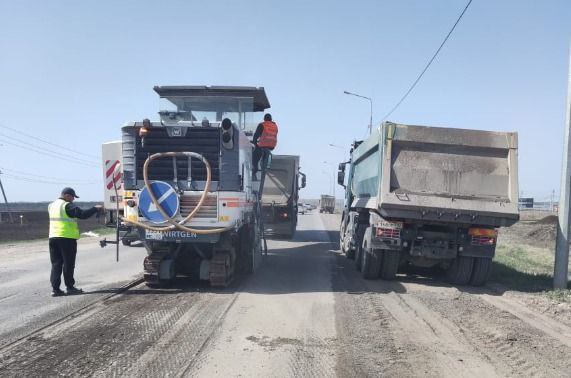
xmin=346 ymin=246 xmax=355 ymax=260
xmin=470 ymin=257 xmax=492 ymax=286
xmin=355 ymin=242 xmax=363 ymax=271
xmin=340 ymin=223 xmax=355 ymax=259
xmin=447 ymin=256 xmax=474 ymax=285
xmin=339 ymin=225 xmax=346 ymax=252
xmin=284 ymin=229 xmax=295 ymax=240
xmin=361 ymin=245 xmax=381 ymax=279
xmin=380 ymin=250 xmax=400 ymax=280
xmin=287 ymin=223 xmax=296 ymax=239
xmin=354 ymin=225 xmax=369 ymax=271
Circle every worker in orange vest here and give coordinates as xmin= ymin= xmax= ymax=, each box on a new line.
xmin=252 ymin=113 xmax=278 ymax=180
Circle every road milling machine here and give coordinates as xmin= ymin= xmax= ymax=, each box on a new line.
xmin=101 ymin=86 xmax=271 ymax=287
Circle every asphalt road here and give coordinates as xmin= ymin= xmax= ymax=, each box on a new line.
xmin=0 ymin=235 xmax=147 ymax=348
xmin=1 ymin=213 xmax=570 ymax=377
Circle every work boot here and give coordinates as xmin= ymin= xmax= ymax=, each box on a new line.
xmin=51 ymin=289 xmax=65 ymax=297
xmin=66 ymin=287 xmax=83 ymax=295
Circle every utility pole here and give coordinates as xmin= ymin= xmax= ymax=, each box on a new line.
xmin=555 ymin=46 xmax=571 ymax=289
xmin=0 ymin=171 xmax=14 ymax=224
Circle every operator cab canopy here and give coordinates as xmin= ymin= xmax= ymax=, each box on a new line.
xmin=154 ymin=85 xmax=270 ymax=133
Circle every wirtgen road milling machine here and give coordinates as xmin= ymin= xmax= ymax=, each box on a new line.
xmin=101 ymin=86 xmax=271 ymax=287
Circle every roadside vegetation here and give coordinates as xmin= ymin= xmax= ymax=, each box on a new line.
xmin=493 ymin=225 xmax=571 ymax=303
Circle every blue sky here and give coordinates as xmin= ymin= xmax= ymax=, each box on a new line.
xmin=0 ymin=0 xmax=570 ymax=202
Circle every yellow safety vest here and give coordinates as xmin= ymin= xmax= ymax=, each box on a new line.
xmin=48 ymin=199 xmax=80 ymax=239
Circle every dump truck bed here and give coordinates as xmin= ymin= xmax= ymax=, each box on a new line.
xmin=351 ymin=122 xmax=519 ymax=227
xmin=320 ymin=195 xmax=335 ymax=206
xmin=262 ymin=155 xmax=299 ymax=205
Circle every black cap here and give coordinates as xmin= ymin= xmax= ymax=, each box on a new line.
xmin=61 ymin=187 xmax=79 ymax=198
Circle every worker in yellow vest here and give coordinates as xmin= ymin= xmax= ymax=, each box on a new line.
xmin=252 ymin=113 xmax=278 ymax=180
xmin=48 ymin=187 xmax=102 ymax=297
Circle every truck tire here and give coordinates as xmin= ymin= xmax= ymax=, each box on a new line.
xmin=447 ymin=256 xmax=474 ymax=285
xmin=361 ymin=244 xmax=381 ymax=279
xmin=346 ymin=247 xmax=355 ymax=260
xmin=380 ymin=250 xmax=400 ymax=280
xmin=355 ymin=242 xmax=363 ymax=271
xmin=354 ymin=225 xmax=367 ymax=271
xmin=470 ymin=257 xmax=492 ymax=286
xmin=284 ymin=226 xmax=295 ymax=240
xmin=340 ymin=222 xmax=355 ymax=259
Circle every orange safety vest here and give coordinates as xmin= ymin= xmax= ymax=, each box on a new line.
xmin=258 ymin=121 xmax=278 ymax=149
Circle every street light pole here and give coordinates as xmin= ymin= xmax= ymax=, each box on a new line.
xmin=343 ymin=90 xmax=373 ymax=135
xmin=323 ymin=161 xmax=336 ymax=198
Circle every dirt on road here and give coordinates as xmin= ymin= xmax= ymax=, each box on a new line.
xmin=0 ymin=213 xmax=570 ymax=377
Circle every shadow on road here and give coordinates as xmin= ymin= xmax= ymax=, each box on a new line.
xmin=88 ymin=225 xmax=561 ymax=298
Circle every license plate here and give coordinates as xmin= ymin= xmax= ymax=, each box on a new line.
xmin=378 ymin=220 xmax=403 ymax=230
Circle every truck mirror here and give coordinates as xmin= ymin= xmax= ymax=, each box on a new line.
xmin=337 ymin=171 xmax=346 ymax=187
xmin=338 ymin=163 xmax=346 ymax=172
xmin=300 ymin=173 xmax=307 ymax=189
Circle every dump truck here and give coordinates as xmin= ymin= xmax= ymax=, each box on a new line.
xmin=338 ymin=122 xmax=519 ymax=286
xmin=261 ymin=155 xmax=306 ymax=238
xmin=101 ymin=85 xmax=271 ymax=287
xmin=319 ymin=195 xmax=335 ymax=214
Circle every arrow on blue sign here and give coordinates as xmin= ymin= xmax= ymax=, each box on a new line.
xmin=139 ymin=181 xmax=180 ymax=224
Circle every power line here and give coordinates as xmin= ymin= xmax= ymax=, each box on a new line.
xmin=0 ymin=172 xmax=99 ymax=186
xmin=0 ymin=132 xmax=98 ymax=166
xmin=378 ymin=0 xmax=474 ymax=123
xmin=0 ymin=123 xmax=99 ymax=160
xmin=0 ymin=167 xmax=99 ymax=184
xmin=0 ymin=137 xmax=99 ymax=168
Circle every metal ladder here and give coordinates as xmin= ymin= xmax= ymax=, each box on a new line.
xmin=253 ymin=149 xmax=271 ymax=257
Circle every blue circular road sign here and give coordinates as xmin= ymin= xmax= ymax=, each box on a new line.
xmin=139 ymin=181 xmax=180 ymax=224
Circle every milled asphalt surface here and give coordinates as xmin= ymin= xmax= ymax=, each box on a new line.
xmin=0 ymin=235 xmax=146 ymax=347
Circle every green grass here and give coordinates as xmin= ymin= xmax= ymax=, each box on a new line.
xmin=545 ymin=289 xmax=571 ymax=303
xmin=491 ymin=243 xmax=571 ymax=301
